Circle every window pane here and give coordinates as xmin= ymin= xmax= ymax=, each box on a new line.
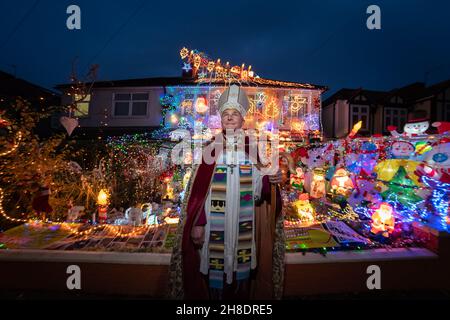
xmin=115 ymin=93 xmax=131 ymax=101
xmin=361 ymin=116 xmax=367 ymax=128
xmin=386 ymin=117 xmax=391 ymax=126
xmin=401 ymin=110 xmax=406 ymax=115
xmin=74 ymin=102 xmax=89 ymax=117
xmin=360 ymin=106 xmax=368 ymax=113
xmin=132 ymin=102 xmax=147 ymax=116
xmin=353 ymin=106 xmax=359 ymax=113
xmin=74 ymin=94 xmax=91 ymax=102
xmin=393 ymin=109 xmax=398 ymax=115
xmin=115 ymin=102 xmax=130 ymax=116
xmin=132 ymin=93 xmax=149 ymax=101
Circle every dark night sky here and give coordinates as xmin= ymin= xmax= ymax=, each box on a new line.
xmin=1 ymin=0 xmax=450 ymax=98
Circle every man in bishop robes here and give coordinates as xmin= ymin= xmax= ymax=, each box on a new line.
xmin=168 ymin=84 xmax=285 ymax=300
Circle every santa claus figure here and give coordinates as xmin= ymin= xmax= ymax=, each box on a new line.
xmin=32 ymin=184 xmax=53 ymax=220
xmin=330 ymin=168 xmax=354 ymax=197
xmin=370 ymin=203 xmax=395 ymax=238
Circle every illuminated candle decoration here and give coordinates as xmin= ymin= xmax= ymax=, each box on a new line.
xmin=370 ymin=202 xmax=395 ymax=237
xmin=97 ymin=189 xmax=110 ymax=224
xmin=348 ymin=121 xmax=362 ymax=138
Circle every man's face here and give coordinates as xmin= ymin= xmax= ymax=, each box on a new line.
xmin=221 ymin=108 xmax=244 ymax=130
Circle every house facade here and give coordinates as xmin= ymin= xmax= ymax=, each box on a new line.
xmin=56 ymin=77 xmax=327 ymax=139
xmin=322 ymin=80 xmax=450 ymax=139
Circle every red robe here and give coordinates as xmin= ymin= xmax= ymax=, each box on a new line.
xmin=180 ymin=137 xmax=282 ymax=299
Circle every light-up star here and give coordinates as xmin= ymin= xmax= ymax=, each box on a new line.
xmin=198 ymin=71 xmax=207 ymax=78
xmin=182 ymin=63 xmax=192 ymax=72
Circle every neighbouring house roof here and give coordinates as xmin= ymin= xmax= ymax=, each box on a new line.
xmin=322 ymin=88 xmax=388 ymax=106
xmin=385 ymin=82 xmax=426 ymax=103
xmin=418 ymin=79 xmax=450 ymax=101
xmin=0 ymin=70 xmax=60 ymax=105
xmin=55 ymin=76 xmax=328 ymax=91
xmin=323 ymin=79 xmax=450 ymax=107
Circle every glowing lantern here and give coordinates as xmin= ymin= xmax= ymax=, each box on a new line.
xmin=97 ymin=189 xmax=110 ymax=224
xmin=292 ymin=194 xmax=315 ymax=225
xmin=370 ymin=203 xmax=395 ymax=237
xmin=330 ymin=168 xmax=354 ymax=197
xmin=195 ymin=97 xmax=208 ymax=114
xmin=310 ymin=168 xmax=326 ymax=199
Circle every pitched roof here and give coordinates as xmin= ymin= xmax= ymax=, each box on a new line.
xmin=0 ymin=70 xmax=60 ymax=103
xmin=55 ymin=76 xmax=327 ymax=91
xmin=386 ymin=82 xmax=426 ymax=102
xmin=323 ymin=88 xmax=388 ymax=106
xmin=420 ymin=79 xmax=450 ymax=99
xmin=323 ymin=79 xmax=450 ymax=107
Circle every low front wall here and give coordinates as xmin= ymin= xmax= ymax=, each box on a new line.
xmin=1 ymin=247 xmax=448 ymax=298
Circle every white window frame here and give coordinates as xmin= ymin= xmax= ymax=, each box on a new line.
xmin=113 ymin=92 xmax=149 ymax=117
xmin=385 ymin=107 xmax=407 ymax=129
xmin=351 ymin=104 xmax=369 ymax=131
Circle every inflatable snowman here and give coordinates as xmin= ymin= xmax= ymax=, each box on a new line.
xmin=388 ymin=118 xmax=429 ymax=138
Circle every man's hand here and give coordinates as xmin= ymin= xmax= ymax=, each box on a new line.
xmin=269 ymin=169 xmax=282 ymax=184
xmin=191 ymin=226 xmax=205 ymax=247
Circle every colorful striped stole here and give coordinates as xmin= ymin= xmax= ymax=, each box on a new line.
xmin=208 ymin=163 xmax=254 ymax=289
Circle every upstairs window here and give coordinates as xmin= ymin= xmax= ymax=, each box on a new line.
xmin=114 ymin=93 xmax=149 ymax=117
xmin=385 ymin=107 xmax=407 ymax=129
xmin=74 ymin=94 xmax=90 ymax=118
xmin=351 ymin=105 xmax=369 ymax=130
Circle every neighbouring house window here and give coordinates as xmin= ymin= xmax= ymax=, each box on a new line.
xmin=74 ymin=94 xmax=90 ymax=118
xmin=385 ymin=107 xmax=407 ymax=129
xmin=390 ymin=96 xmax=404 ymax=104
xmin=113 ymin=93 xmax=149 ymax=117
xmin=351 ymin=105 xmax=369 ymax=130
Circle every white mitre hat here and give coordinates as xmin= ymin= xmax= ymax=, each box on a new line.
xmin=218 ymin=84 xmax=250 ymax=117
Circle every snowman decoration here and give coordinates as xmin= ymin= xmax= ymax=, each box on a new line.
xmin=125 ymin=207 xmax=143 ymax=226
xmin=388 ymin=118 xmax=429 ymax=138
